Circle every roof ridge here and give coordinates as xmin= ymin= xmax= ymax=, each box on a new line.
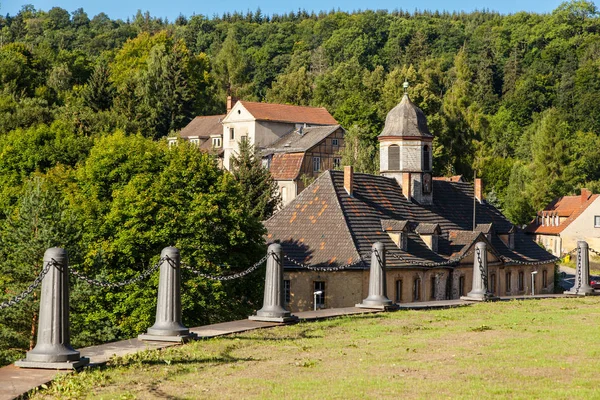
xmin=326 ymin=171 xmax=365 ymax=264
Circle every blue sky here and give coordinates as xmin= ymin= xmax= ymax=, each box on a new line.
xmin=3 ymin=0 xmax=567 ymax=22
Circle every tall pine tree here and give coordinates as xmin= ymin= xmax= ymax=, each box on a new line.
xmin=230 ymin=139 xmax=281 ymax=221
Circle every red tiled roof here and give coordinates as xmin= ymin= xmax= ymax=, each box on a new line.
xmin=179 ymin=115 xmax=225 ymax=139
xmin=240 ymin=101 xmax=337 ymax=125
xmin=526 ymin=192 xmax=599 ymax=234
xmin=269 ymin=153 xmax=304 ymax=180
xmin=433 ymin=175 xmax=464 ymax=182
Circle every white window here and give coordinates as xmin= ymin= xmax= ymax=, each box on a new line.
xmin=229 ymin=127 xmax=235 ymax=140
xmin=332 ymin=138 xmax=339 ymax=146
xmin=281 ymin=187 xmax=287 ymax=203
xmin=240 ymin=135 xmax=247 ymax=143
xmin=313 ymin=157 xmax=321 ymax=172
xmin=595 ymin=216 xmax=600 ymax=228
xmin=168 ymin=139 xmax=178 ymax=148
xmin=212 ymin=137 xmax=221 ymax=148
xmin=314 ymin=281 xmax=325 ymax=308
xmin=190 ymin=138 xmax=200 ymax=146
xmin=333 ymin=157 xmax=341 ymax=169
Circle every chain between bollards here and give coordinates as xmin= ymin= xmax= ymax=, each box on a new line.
xmin=282 ymin=254 xmax=364 ymax=271
xmin=180 ymin=253 xmax=270 ymax=281
xmin=0 ymin=260 xmax=56 ymax=310
xmin=69 ymin=257 xmax=166 ymax=288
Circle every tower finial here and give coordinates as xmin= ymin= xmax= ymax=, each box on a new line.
xmin=403 ymin=81 xmax=409 ymax=94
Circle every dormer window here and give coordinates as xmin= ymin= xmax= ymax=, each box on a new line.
xmin=212 ymin=137 xmax=222 ymax=148
xmin=190 ymin=138 xmax=200 ymax=146
xmin=381 ymin=219 xmax=409 ymax=251
xmin=416 ymin=223 xmax=441 ymax=253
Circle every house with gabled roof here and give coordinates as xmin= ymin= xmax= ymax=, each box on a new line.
xmin=221 ymin=100 xmax=338 ymax=171
xmin=525 ymin=189 xmax=600 ymax=256
xmin=264 ymin=88 xmax=556 ymax=312
xmin=262 ymin=125 xmax=345 ymax=205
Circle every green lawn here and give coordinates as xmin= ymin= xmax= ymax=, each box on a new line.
xmin=33 ymin=298 xmax=600 ymax=399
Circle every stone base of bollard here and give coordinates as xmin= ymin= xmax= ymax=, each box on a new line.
xmin=248 ymin=315 xmax=298 ymax=323
xmin=460 ymin=294 xmax=500 ymax=302
xmin=355 ymin=302 xmax=399 ymax=311
xmin=138 ymin=332 xmax=198 ymax=343
xmin=15 ymin=357 xmax=90 ymax=370
xmin=563 ymin=289 xmax=597 ymax=296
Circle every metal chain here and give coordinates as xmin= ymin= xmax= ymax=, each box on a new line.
xmin=70 ymin=257 xmax=166 ymax=288
xmin=0 ymin=260 xmax=55 ymax=310
xmin=589 ymin=247 xmax=600 ymax=257
xmin=181 ymin=253 xmax=269 ymax=281
xmin=499 ymin=255 xmax=560 ymax=266
xmin=567 ymin=247 xmax=579 ymax=256
xmin=283 ymin=253 xmax=364 ymax=271
xmin=387 ymin=248 xmax=475 ymax=267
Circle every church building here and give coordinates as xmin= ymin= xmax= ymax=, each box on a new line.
xmin=264 ymin=86 xmax=556 ymax=312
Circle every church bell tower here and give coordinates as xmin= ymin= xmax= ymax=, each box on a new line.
xmin=378 ymin=82 xmax=433 ymax=205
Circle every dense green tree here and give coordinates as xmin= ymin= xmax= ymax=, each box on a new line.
xmin=230 ymin=139 xmax=281 ymax=221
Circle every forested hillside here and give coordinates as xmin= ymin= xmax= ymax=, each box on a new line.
xmin=1 ymin=1 xmax=600 ymax=364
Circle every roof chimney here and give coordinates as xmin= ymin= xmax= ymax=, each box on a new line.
xmin=402 ymin=172 xmax=412 ymax=201
xmin=475 ymin=178 xmax=483 ymax=203
xmin=344 ymin=166 xmax=353 ymax=196
xmin=226 ymin=96 xmax=238 ymax=113
xmin=581 ymin=188 xmax=592 ymax=203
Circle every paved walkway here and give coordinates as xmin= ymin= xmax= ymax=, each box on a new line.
xmin=0 ymin=296 xmax=566 ymax=400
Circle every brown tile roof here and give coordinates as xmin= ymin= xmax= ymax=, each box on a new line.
xmin=269 ymin=153 xmax=304 ymax=180
xmin=240 ymin=101 xmax=337 ymax=125
xmin=475 ymin=223 xmax=494 ymax=234
xmin=179 ymin=115 xmax=225 ymax=139
xmin=265 ymin=170 xmax=555 ymax=269
xmin=264 ymin=125 xmax=341 ymax=154
xmin=415 ymin=223 xmax=441 ymax=235
xmin=526 ymin=192 xmax=599 ymax=235
xmin=433 ymin=175 xmax=464 ymax=182
xmin=265 ymin=174 xmax=361 ymax=267
xmin=381 ymin=219 xmax=409 ymax=232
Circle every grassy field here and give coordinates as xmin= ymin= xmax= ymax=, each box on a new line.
xmin=32 ymin=297 xmax=600 ymax=399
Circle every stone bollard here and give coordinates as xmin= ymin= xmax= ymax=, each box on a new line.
xmin=139 ymin=247 xmax=196 ymax=342
xmin=565 ymin=241 xmax=594 ymax=296
xmin=15 ymin=248 xmax=89 ymax=369
xmin=249 ymin=243 xmax=298 ymax=322
xmin=357 ymin=242 xmax=397 ymax=310
xmin=461 ymin=242 xmax=497 ymax=302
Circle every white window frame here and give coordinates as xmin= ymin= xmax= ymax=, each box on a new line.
xmin=595 ymin=215 xmax=600 ymax=228
xmin=314 ymin=281 xmax=325 ymax=308
xmin=313 ymin=157 xmax=321 ymax=172
xmin=332 ymin=138 xmax=339 ymax=146
xmin=333 ymin=157 xmax=341 ymax=169
xmin=212 ymin=137 xmax=221 ymax=148
xmin=229 ymin=127 xmax=235 ymax=141
xmin=190 ymin=138 xmax=200 ymax=146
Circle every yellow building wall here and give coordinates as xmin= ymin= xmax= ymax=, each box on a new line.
xmin=283 ymin=261 xmax=555 ymax=312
